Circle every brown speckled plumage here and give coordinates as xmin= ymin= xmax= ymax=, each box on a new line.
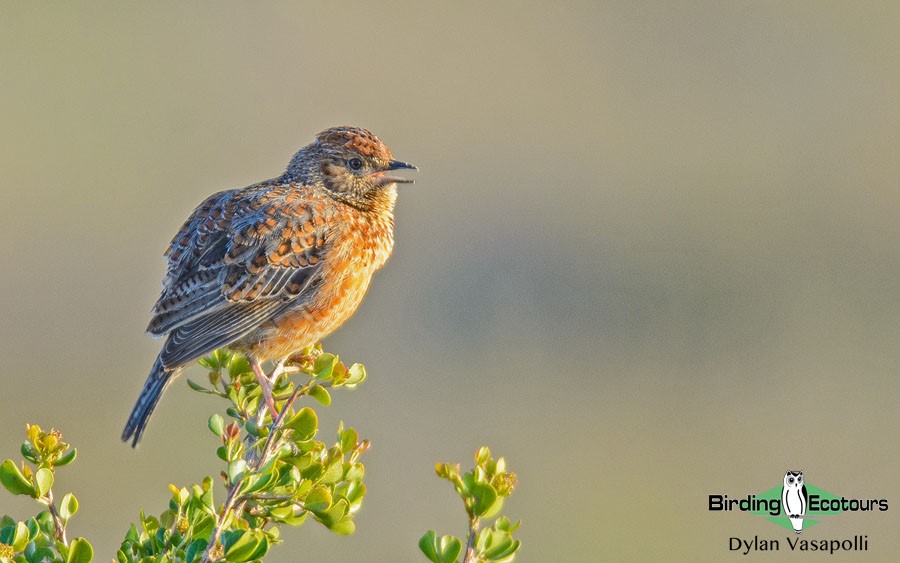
xmin=123 ymin=127 xmax=416 ymax=446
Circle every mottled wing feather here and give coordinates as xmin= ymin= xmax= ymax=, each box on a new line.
xmin=147 ymin=268 xmax=228 ymax=335
xmin=162 ymin=189 xmax=239 ymax=284
xmin=147 ymin=181 xmax=332 ymax=365
xmin=159 ymin=299 xmax=290 ymax=368
xmin=148 ymin=189 xmax=240 ymax=335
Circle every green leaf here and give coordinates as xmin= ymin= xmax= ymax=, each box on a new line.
xmin=33 ymin=468 xmax=53 ymax=499
xmin=319 ymin=457 xmax=344 ymax=485
xmin=455 ymin=473 xmax=472 ymax=498
xmin=269 ymin=505 xmax=308 ymax=527
xmin=308 ymin=385 xmax=331 ymax=406
xmin=33 ymin=468 xmax=53 ymax=498
xmin=345 ymin=479 xmax=367 ymax=504
xmin=476 ymin=525 xmax=521 ymax=562
xmin=223 ymin=530 xmax=264 ymax=563
xmin=330 ymin=360 xmax=347 ymax=384
xmin=317 ymin=498 xmax=349 ymax=527
xmin=228 ymin=356 xmax=251 ymax=379
xmin=419 ymin=531 xmax=462 ymax=563
xmin=474 ymin=526 xmax=490 ymax=553
xmin=304 ymin=487 xmax=332 ymax=513
xmin=59 ymin=493 xmax=79 ymax=521
xmin=419 ymin=531 xmax=441 ymax=563
xmin=25 ymin=518 xmax=39 ymax=540
xmin=246 ymin=536 xmax=270 ymax=561
xmin=186 ymin=379 xmax=214 ymax=394
xmin=346 ymin=363 xmax=366 ymax=386
xmin=239 ymin=472 xmax=274 ymax=496
xmin=344 ymin=463 xmax=364 ymax=482
xmin=0 ymin=460 xmax=34 ymax=496
xmin=65 ymin=538 xmax=93 ymax=563
xmin=124 ymin=524 xmax=139 ymax=543
xmin=494 ymin=516 xmax=519 ymax=533
xmin=300 ymin=461 xmax=323 ymax=481
xmin=244 ymin=420 xmax=260 ymax=437
xmin=0 ymin=524 xmax=14 ymax=544
xmin=313 ymin=354 xmax=338 ymax=380
xmin=470 ymin=482 xmax=500 ymax=518
xmin=52 ymin=448 xmax=77 ymax=467
xmin=26 ymin=547 xmax=55 ymax=563
xmin=11 ymin=521 xmax=29 ymax=551
xmin=339 ymin=428 xmax=358 ymax=453
xmin=226 ymin=460 xmax=247 ymax=484
xmin=174 ymin=485 xmax=190 ymax=506
xmin=486 ymin=538 xmax=520 ymax=562
xmin=208 ymin=414 xmax=225 ymax=437
xmin=441 ymin=537 xmax=463 ymax=563
xmin=328 ymin=518 xmax=355 ymax=535
xmin=284 ymin=408 xmax=317 ymax=441
xmin=35 ymin=511 xmax=53 ymax=534
xmin=184 ymin=539 xmax=207 ymax=563
xmin=20 ymin=441 xmax=39 ymax=464
xmin=24 ymin=541 xmax=38 ymax=563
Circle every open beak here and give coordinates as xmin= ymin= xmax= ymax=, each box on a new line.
xmin=376 ymin=159 xmax=418 ymax=185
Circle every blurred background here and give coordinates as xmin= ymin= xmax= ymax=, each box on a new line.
xmin=2 ymin=2 xmax=900 ymax=561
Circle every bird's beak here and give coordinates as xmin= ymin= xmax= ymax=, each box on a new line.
xmin=376 ymin=159 xmax=418 ymax=185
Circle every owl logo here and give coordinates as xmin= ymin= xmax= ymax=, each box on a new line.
xmin=782 ymin=470 xmax=808 ymax=534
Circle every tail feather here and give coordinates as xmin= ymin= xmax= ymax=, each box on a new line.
xmin=122 ymin=356 xmax=179 ymax=447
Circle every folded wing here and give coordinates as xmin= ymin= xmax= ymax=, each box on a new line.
xmin=146 ymin=182 xmax=332 ymax=369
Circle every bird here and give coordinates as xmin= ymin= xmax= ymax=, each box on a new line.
xmin=122 ymin=126 xmax=416 ymax=447
xmin=781 ymin=470 xmax=808 ymax=534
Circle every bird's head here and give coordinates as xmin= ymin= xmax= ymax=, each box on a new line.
xmin=285 ymin=126 xmax=417 ymax=212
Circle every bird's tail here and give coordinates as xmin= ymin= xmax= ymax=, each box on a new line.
xmin=122 ymin=355 xmax=179 ymax=447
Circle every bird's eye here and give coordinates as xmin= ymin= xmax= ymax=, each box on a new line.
xmin=788 ymin=477 xmax=794 ymax=484
xmin=347 ymin=157 xmax=364 ymax=171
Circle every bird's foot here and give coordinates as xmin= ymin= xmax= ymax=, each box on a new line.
xmin=250 ymin=359 xmax=279 ymax=418
xmin=270 ymin=358 xmax=301 ymax=381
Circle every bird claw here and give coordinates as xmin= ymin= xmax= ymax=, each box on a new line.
xmin=251 ymin=360 xmax=280 ymax=418
xmin=250 ymin=358 xmax=303 ymax=419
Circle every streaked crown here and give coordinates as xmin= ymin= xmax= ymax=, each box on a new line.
xmin=316 ymin=126 xmax=395 ymax=162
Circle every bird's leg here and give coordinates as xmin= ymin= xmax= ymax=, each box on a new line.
xmin=250 ymin=359 xmax=279 ymax=418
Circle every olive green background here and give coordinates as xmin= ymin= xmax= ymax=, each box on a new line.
xmin=2 ymin=2 xmax=900 ymax=561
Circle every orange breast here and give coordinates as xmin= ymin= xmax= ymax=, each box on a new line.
xmin=240 ymin=219 xmax=389 ymax=361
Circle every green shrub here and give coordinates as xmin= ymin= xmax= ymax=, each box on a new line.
xmin=0 ymin=347 xmax=520 ymax=563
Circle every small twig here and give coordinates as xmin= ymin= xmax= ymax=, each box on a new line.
xmin=256 ymin=378 xmax=319 ymax=463
xmin=201 ymin=360 xmax=317 ymax=563
xmin=245 ymin=362 xmax=308 ymax=463
xmin=240 ymin=493 xmax=294 ymax=502
xmin=45 ymin=489 xmax=68 ymax=546
xmin=464 ymin=516 xmax=479 ymax=563
xmin=201 ymin=482 xmax=242 ymax=562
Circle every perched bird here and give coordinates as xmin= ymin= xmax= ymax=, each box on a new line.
xmin=122 ymin=126 xmax=416 ymax=446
